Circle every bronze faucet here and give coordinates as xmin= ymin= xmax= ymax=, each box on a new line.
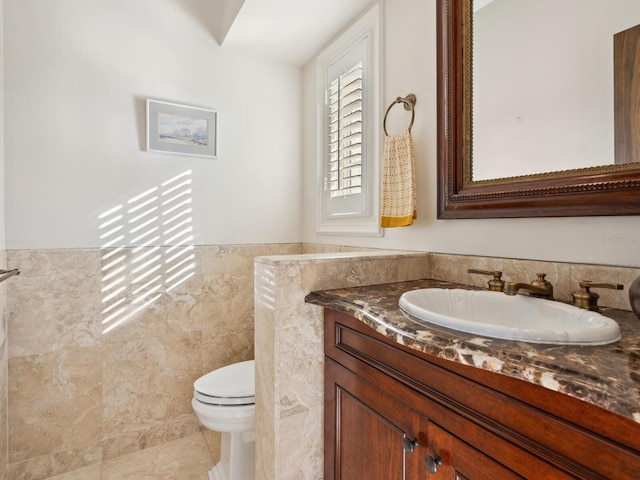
xmin=571 ymin=280 xmax=623 ymax=310
xmin=504 ymin=273 xmax=554 ymax=299
xmin=467 ymin=269 xmax=505 ymax=292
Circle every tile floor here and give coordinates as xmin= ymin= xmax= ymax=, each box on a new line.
xmin=43 ymin=433 xmax=216 ymax=480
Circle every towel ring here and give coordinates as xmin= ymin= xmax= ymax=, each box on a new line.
xmin=383 ymin=93 xmax=417 ymax=136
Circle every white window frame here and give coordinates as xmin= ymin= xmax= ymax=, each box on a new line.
xmin=315 ymin=2 xmax=382 ymax=236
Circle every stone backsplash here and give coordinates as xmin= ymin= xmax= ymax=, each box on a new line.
xmin=430 ymin=252 xmax=640 ymax=311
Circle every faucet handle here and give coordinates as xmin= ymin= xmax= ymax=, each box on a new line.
xmin=467 ymin=269 xmax=504 ymax=292
xmin=571 ymin=280 xmax=624 ymax=310
xmin=532 ymin=273 xmax=551 ymax=286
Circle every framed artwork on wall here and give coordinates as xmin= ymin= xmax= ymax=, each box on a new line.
xmin=146 ymin=99 xmax=218 ymax=158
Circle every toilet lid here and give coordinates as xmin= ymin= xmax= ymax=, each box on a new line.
xmin=194 ymin=360 xmax=255 ymax=405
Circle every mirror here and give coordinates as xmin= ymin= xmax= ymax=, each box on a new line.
xmin=473 ymin=0 xmax=640 ymax=180
xmin=437 ymin=0 xmax=640 ymax=218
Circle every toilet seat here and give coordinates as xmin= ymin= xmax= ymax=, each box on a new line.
xmin=194 ymin=390 xmax=254 ymax=406
xmin=194 ymin=360 xmax=255 ymax=406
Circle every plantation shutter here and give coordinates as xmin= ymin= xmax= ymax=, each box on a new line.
xmin=325 ymin=37 xmax=367 ymax=216
xmin=328 ymin=63 xmax=363 ymax=197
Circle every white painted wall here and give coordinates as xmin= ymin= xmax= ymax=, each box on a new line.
xmin=4 ymin=0 xmax=640 ymax=267
xmin=302 ymin=0 xmax=640 ymax=268
xmin=0 ymin=0 xmax=5 ymax=251
xmin=4 ymin=0 xmax=301 ymax=249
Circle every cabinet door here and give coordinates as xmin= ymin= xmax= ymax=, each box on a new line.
xmin=326 ymin=358 xmax=427 ymax=480
xmin=425 ymin=422 xmax=524 ymax=480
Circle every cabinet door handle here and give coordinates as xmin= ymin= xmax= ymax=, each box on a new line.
xmin=402 ymin=437 xmax=419 ymax=453
xmin=424 ymin=455 xmax=442 ymax=474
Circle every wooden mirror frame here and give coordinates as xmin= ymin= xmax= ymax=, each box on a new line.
xmin=437 ymin=0 xmax=640 ymax=219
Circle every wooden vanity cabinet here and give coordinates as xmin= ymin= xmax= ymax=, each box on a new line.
xmin=326 ymin=357 xmax=428 ymax=479
xmin=324 ymin=309 xmax=640 ymax=480
xmin=326 ymin=358 xmax=533 ymax=479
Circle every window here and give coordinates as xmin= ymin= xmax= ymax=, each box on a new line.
xmin=316 ymin=3 xmax=381 ymax=236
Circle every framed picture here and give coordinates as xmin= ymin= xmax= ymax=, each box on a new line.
xmin=146 ymin=99 xmax=218 ymax=158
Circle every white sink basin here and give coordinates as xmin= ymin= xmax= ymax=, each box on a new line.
xmin=398 ymin=288 xmax=621 ymax=345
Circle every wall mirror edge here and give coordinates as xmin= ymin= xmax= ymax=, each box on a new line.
xmin=436 ymin=0 xmax=640 ymax=219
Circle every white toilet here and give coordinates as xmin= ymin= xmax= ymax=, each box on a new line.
xmin=192 ymin=360 xmax=256 ymax=480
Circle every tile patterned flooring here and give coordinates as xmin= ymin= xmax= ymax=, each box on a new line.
xmin=43 ymin=433 xmax=215 ymax=480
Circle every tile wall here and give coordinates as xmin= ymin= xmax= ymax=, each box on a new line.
xmin=3 ymin=244 xmax=640 ymax=480
xmin=254 ymin=250 xmax=431 ymax=480
xmin=430 ymin=253 xmax=640 ymax=311
xmin=0 ymin=251 xmax=8 ymax=480
xmin=5 ymin=244 xmax=301 ymax=480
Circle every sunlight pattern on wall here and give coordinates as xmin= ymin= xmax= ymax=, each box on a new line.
xmin=255 ymin=264 xmax=276 ymax=312
xmin=99 ymin=170 xmax=195 ymax=334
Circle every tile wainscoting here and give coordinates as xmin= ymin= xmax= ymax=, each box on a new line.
xmin=254 ymin=250 xmax=640 ymax=480
xmin=429 ymin=252 xmax=639 ymax=311
xmin=3 ymin=244 xmax=639 ymax=480
xmin=5 ymin=244 xmax=303 ymax=480
xmin=0 ymin=251 xmax=8 ymax=480
xmin=254 ymin=250 xmax=431 ymax=480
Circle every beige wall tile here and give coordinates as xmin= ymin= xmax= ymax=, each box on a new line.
xmin=5 ymin=243 xmax=298 ymax=479
xmin=254 ymin=262 xmax=277 ymax=480
xmin=430 ymin=253 xmax=573 ymax=302
xmin=0 ymin=251 xmax=7 ymax=480
xmin=300 ymin=244 xmax=341 ymax=254
xmin=396 ymin=253 xmax=431 ymax=281
xmin=437 ymin=252 xmax=640 ymax=310
xmin=431 ymin=253 xmax=501 ymax=287
xmin=0 ymin=345 xmax=6 ymax=480
xmin=102 ymin=332 xmax=201 ymax=437
xmin=201 ymin=328 xmax=254 ymax=375
xmin=299 ymin=258 xmax=397 ymax=292
xmin=279 ymin=407 xmax=323 ymax=480
xmin=7 ymin=250 xmax=102 ymax=358
xmin=8 ymin=347 xmax=102 ymax=464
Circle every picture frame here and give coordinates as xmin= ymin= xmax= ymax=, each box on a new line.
xmin=146 ymin=99 xmax=218 ymax=158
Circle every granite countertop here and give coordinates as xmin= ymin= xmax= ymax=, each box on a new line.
xmin=305 ymin=279 xmax=640 ymax=423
